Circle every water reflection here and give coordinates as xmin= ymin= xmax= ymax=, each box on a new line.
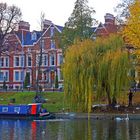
xmin=0 ymin=119 xmax=140 ymax=140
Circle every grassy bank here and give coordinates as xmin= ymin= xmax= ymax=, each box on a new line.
xmin=0 ymin=91 xmax=139 ymax=113
xmin=0 ymin=91 xmax=66 ymax=112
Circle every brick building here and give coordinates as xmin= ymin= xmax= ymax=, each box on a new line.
xmin=0 ymin=20 xmax=63 ymax=90
xmin=0 ymin=13 xmax=118 ymax=90
xmin=92 ymin=13 xmax=117 ymax=38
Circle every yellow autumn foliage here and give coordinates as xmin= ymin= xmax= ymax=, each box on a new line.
xmin=63 ymin=35 xmax=130 ymax=113
xmin=122 ymin=0 xmax=140 ymax=48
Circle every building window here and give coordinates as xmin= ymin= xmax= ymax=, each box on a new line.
xmin=50 ymin=27 xmax=54 ymax=37
xmin=0 ymin=58 xmax=4 ymax=67
xmin=2 ymin=107 xmax=8 ymax=112
xmin=41 ymin=40 xmax=45 ymax=49
xmin=0 ymin=71 xmax=9 ymax=81
xmin=44 ymin=55 xmax=48 ymax=66
xmin=59 ymin=55 xmax=63 ymax=65
xmin=0 ymin=57 xmax=9 ymax=67
xmin=21 ymin=56 xmax=24 ymax=67
xmin=21 ymin=71 xmax=24 ymax=81
xmin=5 ymin=57 xmax=9 ymax=67
xmin=14 ymin=57 xmax=20 ymax=67
xmin=36 ymin=55 xmax=42 ymax=66
xmin=5 ymin=71 xmax=9 ymax=81
xmin=0 ymin=72 xmax=4 ymax=81
xmin=50 ymin=54 xmax=55 ymax=66
xmin=58 ymin=69 xmax=63 ymax=81
xmin=14 ymin=107 xmax=20 ymax=113
xmin=15 ymin=71 xmax=20 ymax=81
xmin=51 ymin=40 xmax=55 ymax=49
xmin=31 ymin=32 xmax=37 ymax=40
xmin=27 ymin=56 xmax=32 ymax=66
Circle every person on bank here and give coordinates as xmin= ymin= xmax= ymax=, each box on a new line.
xmin=128 ymin=89 xmax=134 ymax=107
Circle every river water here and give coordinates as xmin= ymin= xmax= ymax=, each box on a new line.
xmin=0 ymin=119 xmax=140 ymax=140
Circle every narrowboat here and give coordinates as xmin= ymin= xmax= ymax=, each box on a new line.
xmin=0 ymin=103 xmax=55 ymax=120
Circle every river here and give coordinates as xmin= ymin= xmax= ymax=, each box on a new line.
xmin=0 ymin=119 xmax=140 ymax=140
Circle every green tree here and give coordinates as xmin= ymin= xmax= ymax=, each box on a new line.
xmin=63 ymin=35 xmax=130 ymax=112
xmin=3 ymin=77 xmax=7 ymax=90
xmin=95 ymin=35 xmax=130 ymax=106
xmin=61 ymin=0 xmax=96 ymax=53
xmin=24 ymin=73 xmax=30 ymax=88
xmin=55 ymin=74 xmax=59 ymax=89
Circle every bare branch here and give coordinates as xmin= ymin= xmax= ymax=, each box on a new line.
xmin=0 ymin=2 xmax=22 ymax=54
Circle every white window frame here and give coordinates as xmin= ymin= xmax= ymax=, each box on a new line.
xmin=36 ymin=54 xmax=42 ymax=66
xmin=21 ymin=56 xmax=24 ymax=67
xmin=58 ymin=54 xmax=63 ymax=65
xmin=14 ymin=107 xmax=20 ymax=113
xmin=27 ymin=55 xmax=32 ymax=67
xmin=14 ymin=55 xmax=24 ymax=67
xmin=5 ymin=57 xmax=9 ymax=67
xmin=50 ymin=54 xmax=55 ymax=66
xmin=14 ymin=56 xmax=20 ymax=67
xmin=2 ymin=107 xmax=8 ymax=112
xmin=31 ymin=32 xmax=37 ymax=40
xmin=50 ymin=40 xmax=55 ymax=49
xmin=0 ymin=70 xmax=9 ymax=82
xmin=0 ymin=57 xmax=4 ymax=67
xmin=14 ymin=70 xmax=20 ymax=82
xmin=43 ymin=54 xmax=48 ymax=66
xmin=50 ymin=26 xmax=54 ymax=37
xmin=0 ymin=72 xmax=4 ymax=81
xmin=5 ymin=71 xmax=9 ymax=81
xmin=58 ymin=68 xmax=63 ymax=81
xmin=41 ymin=40 xmax=45 ymax=49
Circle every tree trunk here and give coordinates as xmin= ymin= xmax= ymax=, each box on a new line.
xmin=106 ymin=87 xmax=112 ymax=106
xmin=36 ymin=40 xmax=43 ymax=95
xmin=111 ymin=96 xmax=117 ymax=107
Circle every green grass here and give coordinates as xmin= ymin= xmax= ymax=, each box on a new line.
xmin=0 ymin=91 xmax=66 ymax=112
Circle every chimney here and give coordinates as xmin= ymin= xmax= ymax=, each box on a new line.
xmin=42 ymin=19 xmax=52 ymax=31
xmin=104 ymin=13 xmax=115 ymax=25
xmin=18 ymin=21 xmax=30 ymax=31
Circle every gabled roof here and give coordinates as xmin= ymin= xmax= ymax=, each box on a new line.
xmin=92 ymin=27 xmax=96 ymax=32
xmin=55 ymin=25 xmax=63 ymax=32
xmin=94 ymin=22 xmax=109 ymax=34
xmin=15 ymin=23 xmax=64 ymax=46
xmin=15 ymin=31 xmax=42 ymax=46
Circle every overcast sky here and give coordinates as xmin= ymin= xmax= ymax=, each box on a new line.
xmin=2 ymin=0 xmax=121 ymax=31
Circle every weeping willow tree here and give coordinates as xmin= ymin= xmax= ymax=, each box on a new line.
xmin=63 ymin=39 xmax=95 ymax=112
xmin=96 ymin=35 xmax=130 ymax=106
xmin=97 ymin=49 xmax=130 ymax=105
xmin=63 ymin=34 xmax=130 ymax=112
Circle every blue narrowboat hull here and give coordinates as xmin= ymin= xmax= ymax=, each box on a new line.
xmin=0 ymin=113 xmax=55 ymax=120
xmin=0 ymin=103 xmax=55 ymax=120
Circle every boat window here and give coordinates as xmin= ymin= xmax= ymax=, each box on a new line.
xmin=2 ymin=107 xmax=8 ymax=112
xmin=14 ymin=107 xmax=20 ymax=113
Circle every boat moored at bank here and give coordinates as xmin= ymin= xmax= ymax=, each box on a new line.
xmin=0 ymin=103 xmax=55 ymax=120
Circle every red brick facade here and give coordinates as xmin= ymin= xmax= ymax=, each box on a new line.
xmin=0 ymin=13 xmax=118 ymax=90
xmin=0 ymin=20 xmax=63 ymax=90
xmin=92 ymin=13 xmax=118 ymax=38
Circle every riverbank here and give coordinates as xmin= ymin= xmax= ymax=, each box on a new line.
xmin=55 ymin=112 xmax=140 ymax=120
xmin=0 ymin=91 xmax=65 ymax=112
xmin=0 ymin=91 xmax=140 ymax=117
